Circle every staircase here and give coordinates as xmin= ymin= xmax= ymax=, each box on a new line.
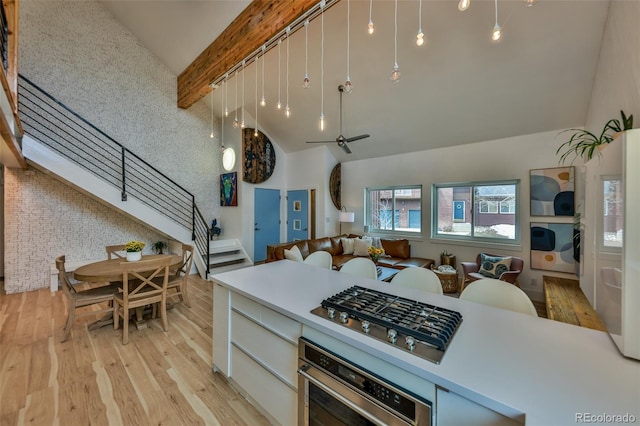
xmin=17 ymin=74 xmax=251 ymax=278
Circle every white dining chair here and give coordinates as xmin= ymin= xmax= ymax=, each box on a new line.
xmin=303 ymin=251 xmax=333 ymax=269
xmin=459 ymin=278 xmax=538 ymax=317
xmin=390 ymin=267 xmax=443 ymax=295
xmin=339 ymin=257 xmax=377 ymax=280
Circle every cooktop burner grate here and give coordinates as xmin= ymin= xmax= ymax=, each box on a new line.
xmin=318 ymin=286 xmax=462 ymax=352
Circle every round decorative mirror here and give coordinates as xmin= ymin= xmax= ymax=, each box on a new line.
xmin=222 ymin=147 xmax=236 ymax=171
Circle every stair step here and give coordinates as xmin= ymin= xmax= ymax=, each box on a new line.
xmin=210 ymin=258 xmax=246 ymax=269
xmin=209 ymin=239 xmax=242 ymax=254
xmin=210 ymin=252 xmax=245 ymax=264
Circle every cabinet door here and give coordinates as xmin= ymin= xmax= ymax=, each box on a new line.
xmin=437 ymin=388 xmax=523 ymax=426
xmin=213 ymin=283 xmax=231 ymax=376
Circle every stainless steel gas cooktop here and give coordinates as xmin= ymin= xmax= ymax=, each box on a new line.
xmin=311 ymin=285 xmax=463 ymax=364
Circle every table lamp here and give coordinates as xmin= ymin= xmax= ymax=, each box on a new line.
xmin=339 ymin=206 xmax=355 ymax=235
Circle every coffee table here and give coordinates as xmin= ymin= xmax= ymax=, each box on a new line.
xmin=376 ymin=266 xmax=400 ymax=282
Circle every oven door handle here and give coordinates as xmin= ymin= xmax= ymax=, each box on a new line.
xmin=298 ymin=363 xmax=410 ymax=426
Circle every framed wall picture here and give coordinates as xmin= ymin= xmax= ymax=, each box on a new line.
xmin=293 ymin=200 xmax=302 ymax=211
xmin=530 ymin=166 xmax=575 ymax=216
xmin=530 ymin=222 xmax=575 ymax=272
xmin=293 ymin=219 xmax=301 ymax=231
xmin=220 ymin=172 xmax=238 ymax=206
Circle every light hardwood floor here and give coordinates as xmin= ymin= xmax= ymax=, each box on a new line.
xmin=0 ymin=275 xmax=269 ymax=425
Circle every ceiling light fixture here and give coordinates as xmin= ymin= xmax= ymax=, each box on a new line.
xmin=524 ymin=0 xmax=536 ymax=6
xmin=254 ymin=57 xmax=259 ymax=137
xmin=491 ymin=0 xmax=502 ymax=42
xmin=390 ymin=0 xmax=400 ymax=82
xmin=344 ymin=0 xmax=352 ymax=93
xmin=260 ymin=46 xmax=266 ymax=107
xmin=458 ymin=0 xmax=470 ymax=12
xmin=277 ymin=39 xmax=282 ymax=110
xmin=367 ymin=0 xmax=374 ymax=35
xmin=233 ymin=71 xmax=239 ymax=129
xmin=285 ymin=27 xmax=291 ymax=118
xmin=416 ymin=0 xmax=424 ymax=47
xmin=319 ymin=0 xmax=325 ymax=132
xmin=241 ymin=60 xmax=246 ymax=128
xmin=303 ymin=20 xmax=310 ymax=89
xmin=224 ymin=73 xmax=229 ymax=117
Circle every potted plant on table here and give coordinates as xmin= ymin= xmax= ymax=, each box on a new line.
xmin=124 ymin=240 xmax=145 ymax=262
xmin=152 ymin=240 xmax=167 ymax=254
xmin=367 ymin=246 xmax=385 ymax=264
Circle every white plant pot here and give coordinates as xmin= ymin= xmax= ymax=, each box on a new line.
xmin=126 ymin=251 xmax=142 ymax=262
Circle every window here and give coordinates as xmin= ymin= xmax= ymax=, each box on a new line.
xmin=366 ymin=185 xmax=422 ymax=234
xmin=432 ymin=180 xmax=519 ymax=243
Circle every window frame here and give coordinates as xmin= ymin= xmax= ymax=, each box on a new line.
xmin=431 ymin=179 xmax=520 ymax=245
xmin=365 ymin=184 xmax=423 ymax=236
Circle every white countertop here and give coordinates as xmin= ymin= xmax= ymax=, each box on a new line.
xmin=212 ymin=260 xmax=640 ymax=425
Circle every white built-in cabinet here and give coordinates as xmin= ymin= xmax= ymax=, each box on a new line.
xmin=213 ymin=283 xmax=300 ymax=425
xmin=437 ymin=388 xmax=522 ymax=425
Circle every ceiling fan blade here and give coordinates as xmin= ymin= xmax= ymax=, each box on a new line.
xmin=345 ymin=134 xmax=370 ymax=143
xmin=306 ymin=140 xmax=336 ymax=144
xmin=340 ymin=142 xmax=352 ymax=154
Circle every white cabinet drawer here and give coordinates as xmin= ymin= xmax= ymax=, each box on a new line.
xmin=231 ymin=311 xmax=298 ymax=388
xmin=231 ymin=293 xmax=301 ymax=343
xmin=231 ymin=293 xmax=262 ymax=322
xmin=231 ymin=345 xmax=297 ymax=426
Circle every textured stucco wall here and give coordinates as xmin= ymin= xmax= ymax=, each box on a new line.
xmin=4 ymin=0 xmax=221 ymax=293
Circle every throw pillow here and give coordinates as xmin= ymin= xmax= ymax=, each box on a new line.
xmin=353 ymin=238 xmax=371 ymax=257
xmin=284 ymin=245 xmax=304 ymax=262
xmin=341 ymin=238 xmax=355 ymax=255
xmin=479 ymin=254 xmax=512 ymax=279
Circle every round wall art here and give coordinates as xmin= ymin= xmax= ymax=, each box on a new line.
xmin=329 ymin=163 xmax=341 ymax=210
xmin=243 ymin=128 xmax=276 ymax=184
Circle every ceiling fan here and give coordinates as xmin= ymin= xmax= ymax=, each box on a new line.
xmin=306 ymin=85 xmax=370 ymax=154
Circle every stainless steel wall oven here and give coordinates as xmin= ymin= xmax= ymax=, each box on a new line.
xmin=297 ymin=337 xmax=432 ymax=425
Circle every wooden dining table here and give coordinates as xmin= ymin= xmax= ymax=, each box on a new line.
xmin=74 ymin=254 xmax=183 ymax=330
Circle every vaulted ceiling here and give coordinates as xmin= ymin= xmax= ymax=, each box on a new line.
xmin=99 ymin=0 xmax=610 ymax=162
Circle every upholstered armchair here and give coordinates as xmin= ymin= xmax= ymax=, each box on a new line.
xmin=461 ymin=253 xmax=523 ymax=291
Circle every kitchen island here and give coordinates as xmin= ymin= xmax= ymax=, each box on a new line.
xmin=211 ymin=260 xmax=640 ymax=425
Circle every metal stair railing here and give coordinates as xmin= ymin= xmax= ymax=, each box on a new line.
xmin=17 ymin=74 xmax=211 ymax=276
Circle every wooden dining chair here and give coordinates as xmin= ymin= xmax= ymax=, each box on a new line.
xmin=167 ymin=244 xmax=193 ymax=308
xmin=106 ymin=244 xmax=127 ymax=260
xmin=113 ymin=257 xmax=171 ymax=345
xmin=56 ymin=255 xmax=119 ymax=343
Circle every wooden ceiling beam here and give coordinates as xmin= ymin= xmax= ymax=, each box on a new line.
xmin=177 ymin=0 xmax=322 ymax=110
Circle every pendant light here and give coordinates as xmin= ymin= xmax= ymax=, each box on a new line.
xmin=458 ymin=0 xmax=470 ymax=12
xmin=524 ymin=0 xmax=536 ymax=6
xmin=254 ymin=56 xmax=259 ymax=137
xmin=344 ymin=0 xmax=352 ymax=93
xmin=240 ymin=61 xmax=246 ymax=128
xmin=491 ymin=0 xmax=502 ymax=42
xmin=390 ymin=0 xmax=400 ymax=82
xmin=285 ymin=27 xmax=291 ymax=118
xmin=209 ymin=85 xmax=215 ymax=139
xmin=367 ymin=0 xmax=374 ymax=35
xmin=303 ymin=20 xmax=310 ymax=89
xmin=319 ymin=0 xmax=325 ymax=131
xmin=277 ymin=39 xmax=282 ymax=110
xmin=260 ymin=46 xmax=266 ymax=107
xmin=233 ymin=71 xmax=239 ymax=129
xmin=224 ymin=73 xmax=229 ymax=117
xmin=416 ymin=0 xmax=424 ymax=47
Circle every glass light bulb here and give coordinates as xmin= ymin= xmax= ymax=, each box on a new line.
xmin=390 ymin=64 xmax=400 ymax=83
xmin=303 ymin=75 xmax=310 ymax=89
xmin=260 ymin=96 xmax=266 ymax=107
xmin=224 ymin=108 xmax=229 ymax=117
xmin=344 ymin=79 xmax=352 ymax=94
xmin=254 ymin=129 xmax=258 ymax=137
xmin=240 ymin=120 xmax=245 ymax=129
xmin=210 ymin=131 xmax=214 ymax=139
xmin=285 ymin=105 xmax=291 ymax=118
xmin=491 ymin=24 xmax=502 ymax=41
xmin=458 ymin=0 xmax=470 ymax=11
xmin=524 ymin=0 xmax=536 ymax=6
xmin=416 ymin=32 xmax=424 ymax=46
xmin=233 ymin=118 xmax=239 ymax=129
xmin=367 ymin=21 xmax=374 ymax=35
xmin=277 ymin=101 xmax=282 ymax=110
xmin=319 ymin=114 xmax=325 ymax=131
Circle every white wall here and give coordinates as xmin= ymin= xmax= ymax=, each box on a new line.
xmin=342 ymin=130 xmax=575 ymax=301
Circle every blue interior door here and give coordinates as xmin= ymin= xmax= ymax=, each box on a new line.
xmin=287 ymin=190 xmax=309 ymax=241
xmin=254 ymin=188 xmax=280 ymax=262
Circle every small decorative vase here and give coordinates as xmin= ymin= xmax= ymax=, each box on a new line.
xmin=370 ymin=255 xmax=380 ymax=265
xmin=126 ymin=251 xmax=142 ymax=262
